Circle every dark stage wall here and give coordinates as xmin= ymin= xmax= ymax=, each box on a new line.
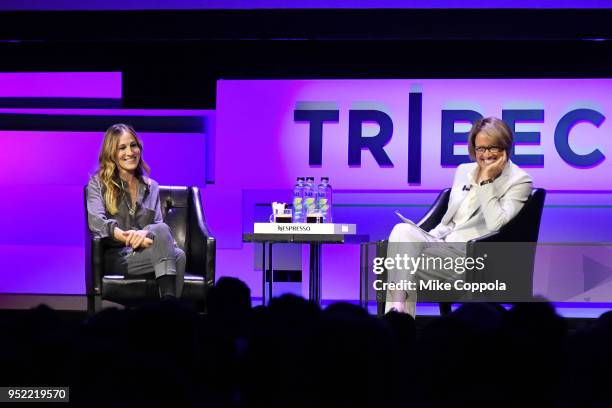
xmin=2 ymin=40 xmax=612 ymax=110
xmin=1 ymin=9 xmax=612 ymax=109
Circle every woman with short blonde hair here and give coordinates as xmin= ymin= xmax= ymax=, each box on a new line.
xmin=467 ymin=116 xmax=514 ymax=160
xmin=386 ymin=117 xmax=532 ymax=316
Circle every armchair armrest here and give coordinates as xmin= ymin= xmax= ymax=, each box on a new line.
xmin=205 ymin=236 xmax=216 ymax=285
xmin=467 ymin=231 xmax=501 ymax=254
xmin=469 ymin=231 xmax=499 ymax=243
xmin=467 ymin=219 xmax=528 ymax=246
xmin=85 ymin=235 xmax=104 ymax=296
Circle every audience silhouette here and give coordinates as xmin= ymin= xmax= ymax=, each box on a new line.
xmin=0 ymin=280 xmax=606 ymax=407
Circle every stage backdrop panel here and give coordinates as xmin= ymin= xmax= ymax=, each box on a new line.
xmin=214 ymin=78 xmax=612 ymax=302
xmin=0 ymin=72 xmax=121 ymax=98
xmin=0 ymin=72 xmax=122 ymax=109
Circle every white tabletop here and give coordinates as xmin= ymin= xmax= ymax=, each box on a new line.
xmin=253 ymin=222 xmax=356 ymax=235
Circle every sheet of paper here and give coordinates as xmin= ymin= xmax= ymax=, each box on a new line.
xmin=394 ymin=210 xmax=417 ymax=226
xmin=394 ymin=211 xmax=437 ymax=239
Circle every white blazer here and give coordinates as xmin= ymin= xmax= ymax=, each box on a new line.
xmin=429 ymin=160 xmax=533 ymax=242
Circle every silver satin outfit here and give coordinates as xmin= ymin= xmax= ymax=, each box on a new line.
xmin=86 ymin=175 xmax=185 ymax=296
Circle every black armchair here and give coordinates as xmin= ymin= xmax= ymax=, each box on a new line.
xmin=372 ymin=188 xmax=546 ymax=316
xmin=85 ymin=186 xmax=216 ymax=315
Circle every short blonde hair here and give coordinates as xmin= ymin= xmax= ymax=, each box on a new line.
xmin=467 ymin=117 xmax=513 ymax=160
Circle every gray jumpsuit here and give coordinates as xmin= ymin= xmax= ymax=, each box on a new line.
xmin=86 ymin=175 xmax=185 ymax=297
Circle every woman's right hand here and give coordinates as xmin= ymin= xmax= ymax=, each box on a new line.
xmin=141 ymin=237 xmax=154 ymax=248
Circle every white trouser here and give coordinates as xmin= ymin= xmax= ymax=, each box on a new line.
xmin=385 ymin=223 xmax=464 ymax=316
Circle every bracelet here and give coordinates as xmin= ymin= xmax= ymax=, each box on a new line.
xmin=479 ymin=178 xmax=495 ymax=186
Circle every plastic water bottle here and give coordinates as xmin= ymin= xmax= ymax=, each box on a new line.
xmin=317 ymin=177 xmax=333 ymax=223
xmin=303 ymin=177 xmax=316 ymax=220
xmin=292 ymin=177 xmax=305 ymax=223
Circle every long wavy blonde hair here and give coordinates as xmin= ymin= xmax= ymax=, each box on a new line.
xmin=96 ymin=124 xmax=150 ymax=214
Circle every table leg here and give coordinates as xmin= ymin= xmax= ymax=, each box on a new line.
xmin=309 ymin=243 xmax=315 ymax=303
xmin=309 ymin=243 xmax=322 ymax=305
xmin=261 ymin=242 xmax=266 ymax=306
xmin=268 ymin=242 xmax=274 ymax=303
xmin=360 ymin=242 xmax=368 ymax=309
xmin=316 ymin=244 xmax=321 ymax=304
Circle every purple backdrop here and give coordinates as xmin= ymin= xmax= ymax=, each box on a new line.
xmin=214 ymin=79 xmax=612 ymax=305
xmin=1 ymin=73 xmax=612 ymax=317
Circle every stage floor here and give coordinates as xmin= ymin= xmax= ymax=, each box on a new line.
xmin=0 ymin=294 xmax=610 ymax=319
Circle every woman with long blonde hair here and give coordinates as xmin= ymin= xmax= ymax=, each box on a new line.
xmin=86 ymin=123 xmax=184 ymax=299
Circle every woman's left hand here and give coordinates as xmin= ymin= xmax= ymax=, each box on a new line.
xmin=481 ymin=150 xmax=507 ymax=181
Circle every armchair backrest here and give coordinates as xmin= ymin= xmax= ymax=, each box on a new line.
xmin=84 ymin=184 xmax=214 ymax=311
xmin=468 ymin=188 xmax=546 ymax=301
xmin=159 ymin=186 xmax=212 ymax=278
xmin=84 ymin=185 xmax=213 ymax=281
xmin=472 ymin=188 xmax=546 ymax=243
xmin=159 ymin=186 xmax=190 ymax=252
xmin=417 ymin=187 xmax=546 ymax=243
